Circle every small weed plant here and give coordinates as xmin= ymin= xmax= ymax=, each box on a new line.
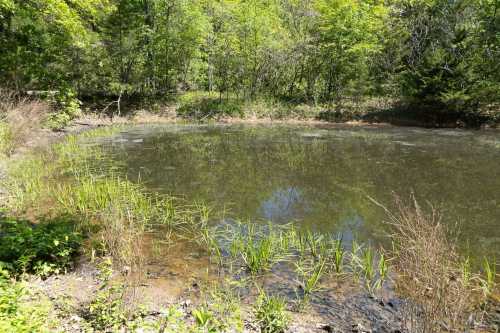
xmin=86 ymin=258 xmax=127 ymax=331
xmin=254 ymin=291 xmax=290 ymax=333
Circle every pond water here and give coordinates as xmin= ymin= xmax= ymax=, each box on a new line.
xmin=95 ymin=124 xmax=500 ymax=257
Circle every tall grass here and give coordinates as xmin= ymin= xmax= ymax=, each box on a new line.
xmin=0 ymin=90 xmax=50 ymax=156
xmin=0 ymin=121 xmax=12 ymax=156
xmin=3 ymin=127 xmax=211 ymax=268
xmin=228 ymin=224 xmax=288 ymax=275
xmin=372 ymin=195 xmax=498 ymax=332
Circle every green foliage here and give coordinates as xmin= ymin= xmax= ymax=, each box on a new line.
xmin=254 ymin=291 xmax=290 ymax=333
xmin=0 ymin=267 xmax=56 ymax=332
xmin=389 ymin=0 xmax=500 ymax=120
xmin=0 ymin=0 xmax=497 ymax=123
xmin=0 ymin=216 xmax=82 ymax=277
xmin=46 ymin=90 xmax=82 ymax=130
xmin=86 ymin=258 xmax=127 ymax=331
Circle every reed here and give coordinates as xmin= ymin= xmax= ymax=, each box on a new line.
xmin=371 ymin=195 xmax=495 ymax=332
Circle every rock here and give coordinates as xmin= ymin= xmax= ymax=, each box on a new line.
xmin=181 ymin=299 xmax=191 ymax=308
xmin=352 ymin=323 xmax=371 ymax=333
xmin=317 ymin=323 xmax=336 ymax=332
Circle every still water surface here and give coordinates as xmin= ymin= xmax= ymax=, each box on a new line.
xmin=93 ymin=124 xmax=500 ymax=257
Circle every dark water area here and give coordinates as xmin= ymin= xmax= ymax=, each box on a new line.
xmin=92 ymin=124 xmax=500 ymax=258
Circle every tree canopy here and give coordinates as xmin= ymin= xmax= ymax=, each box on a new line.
xmin=0 ymin=0 xmax=498 ymax=116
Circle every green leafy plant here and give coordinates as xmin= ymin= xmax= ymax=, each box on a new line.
xmin=86 ymin=258 xmax=127 ymax=331
xmin=46 ymin=89 xmax=82 ymax=130
xmin=0 ymin=216 xmax=82 ymax=277
xmin=0 ymin=265 xmax=57 ymax=332
xmin=254 ymin=291 xmax=289 ymax=333
xmin=192 ymin=307 xmax=214 ymax=331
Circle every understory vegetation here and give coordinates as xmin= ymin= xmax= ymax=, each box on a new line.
xmin=0 ymin=0 xmax=498 ymax=127
xmin=0 ymin=126 xmax=498 ymax=332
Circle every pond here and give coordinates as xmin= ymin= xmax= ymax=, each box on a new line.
xmin=93 ymin=124 xmax=500 ymax=258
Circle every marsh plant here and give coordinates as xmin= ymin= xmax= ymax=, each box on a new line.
xmin=480 ymin=257 xmax=497 ymax=298
xmin=372 ymin=195 xmax=498 ymax=332
xmin=332 ymin=238 xmax=346 ymax=274
xmin=3 ymin=129 xmax=213 ymax=268
xmin=294 ymin=257 xmax=326 ymax=310
xmin=227 ymin=224 xmax=287 ymax=275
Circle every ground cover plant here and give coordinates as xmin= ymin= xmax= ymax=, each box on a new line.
xmin=0 ymin=215 xmax=82 ymax=277
xmin=0 ymin=266 xmax=58 ymax=332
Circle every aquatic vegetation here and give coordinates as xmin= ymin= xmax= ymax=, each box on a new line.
xmin=3 ymin=127 xmax=212 ymax=270
xmin=254 ymin=291 xmax=290 ymax=333
xmin=3 ymin=125 xmax=499 ymax=332
xmin=373 ymin=195 xmax=494 ymax=332
xmin=332 ymin=238 xmax=345 ymax=274
xmin=227 ymin=224 xmax=288 ymax=275
xmin=480 ymin=257 xmax=497 ymax=298
xmin=294 ymin=257 xmax=326 ymax=309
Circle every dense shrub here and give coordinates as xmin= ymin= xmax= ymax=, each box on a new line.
xmin=46 ymin=90 xmax=82 ymax=130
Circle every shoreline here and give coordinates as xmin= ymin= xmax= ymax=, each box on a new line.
xmin=1 ymin=113 xmax=499 ymax=333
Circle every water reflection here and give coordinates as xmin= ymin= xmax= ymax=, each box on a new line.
xmin=92 ymin=124 xmax=500 ymax=257
xmin=260 ymin=187 xmax=309 ymax=223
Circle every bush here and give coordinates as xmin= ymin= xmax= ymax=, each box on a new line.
xmin=46 ymin=89 xmax=82 ymax=130
xmin=0 ymin=216 xmax=83 ymax=277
